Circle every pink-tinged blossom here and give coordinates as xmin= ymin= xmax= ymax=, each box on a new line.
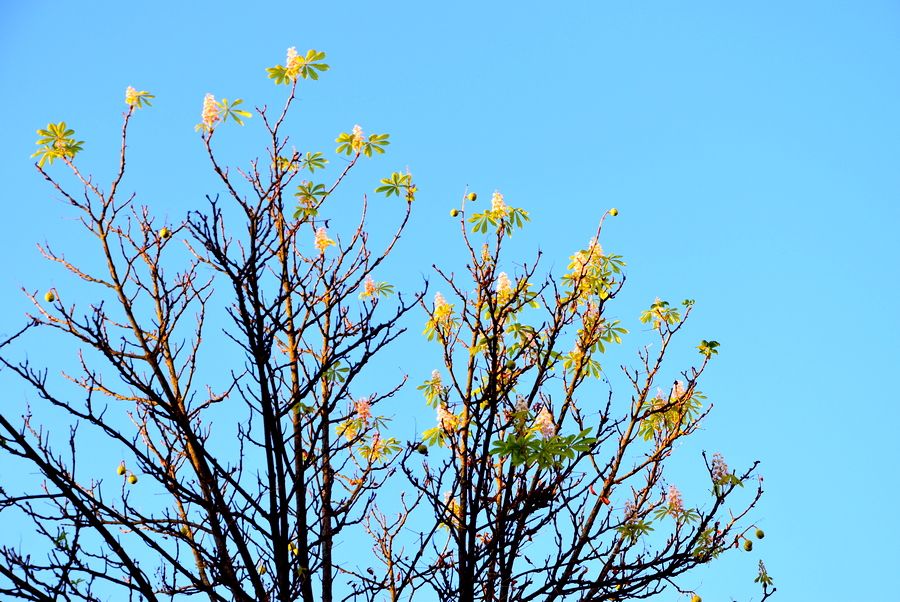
xmin=533 ymin=406 xmax=556 ymax=438
xmin=362 ymin=276 xmax=377 ymax=298
xmin=667 ymin=485 xmax=684 ymax=515
xmin=355 ymin=398 xmax=372 ymax=424
xmin=201 ymin=94 xmax=220 ymax=129
xmin=314 ymin=227 xmax=335 ymax=253
xmin=672 ymin=380 xmax=687 ymax=401
xmin=431 ymin=370 xmax=442 ymax=387
xmin=711 ymin=452 xmax=729 ymax=484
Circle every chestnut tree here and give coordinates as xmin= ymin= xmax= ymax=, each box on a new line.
xmin=0 ymin=49 xmax=774 ymax=602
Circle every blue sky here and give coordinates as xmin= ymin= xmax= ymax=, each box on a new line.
xmin=2 ymin=1 xmax=899 ymax=600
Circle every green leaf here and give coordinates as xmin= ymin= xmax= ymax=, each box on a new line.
xmin=32 ymin=121 xmax=84 ymax=166
xmin=267 ymin=65 xmax=290 ymax=85
xmin=217 ymin=98 xmax=253 ymax=126
xmin=301 ymin=151 xmax=327 ymax=172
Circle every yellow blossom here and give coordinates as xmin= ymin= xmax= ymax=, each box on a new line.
xmin=125 ymin=86 xmax=153 ymax=109
xmin=286 ymin=47 xmax=301 ymax=78
xmin=125 ymin=87 xmax=139 ymax=106
xmin=433 ymin=292 xmax=452 ymax=324
xmin=361 ymin=276 xmax=377 ymax=299
xmin=314 ymin=227 xmax=335 ymax=253
xmin=571 ymin=238 xmax=603 ymax=274
xmin=351 ymin=124 xmax=365 ymax=153
xmin=437 ymin=405 xmax=458 ymax=433
xmin=491 ymin=190 xmax=508 ymax=217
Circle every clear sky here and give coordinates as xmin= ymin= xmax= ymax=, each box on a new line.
xmin=2 ymin=2 xmax=899 ymax=600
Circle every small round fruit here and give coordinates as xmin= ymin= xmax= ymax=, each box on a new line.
xmin=506 ymin=360 xmax=516 ymax=370
xmin=159 ymin=227 xmax=171 ymax=239
xmin=743 ymin=539 xmax=753 ymax=552
xmin=127 ymin=474 xmax=138 ymax=485
xmin=417 ymin=444 xmax=428 ymax=455
xmin=609 ymin=208 xmax=619 ymax=217
xmin=117 ymin=464 xmax=126 ymax=476
xmin=44 ymin=291 xmax=56 ymax=303
xmin=450 ymin=209 xmax=460 ymax=217
xmin=691 ymin=595 xmax=702 ymax=602
xmin=466 ymin=192 xmax=477 ymax=202
xmin=755 ymin=528 xmax=765 ymax=539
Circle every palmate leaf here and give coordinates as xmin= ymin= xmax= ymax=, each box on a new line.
xmin=32 ymin=122 xmax=84 ymax=167
xmin=295 ymin=49 xmax=330 ymax=80
xmin=359 ymin=435 xmax=401 ymax=463
xmin=301 ymin=151 xmax=328 ymax=172
xmin=468 ymin=206 xmax=529 ymax=235
xmin=362 ymin=133 xmax=389 ymax=157
xmin=335 ymin=132 xmax=355 ymax=156
xmin=269 ymin=49 xmax=330 ymax=85
xmin=217 ymin=98 xmax=252 ymax=125
xmin=375 ymin=171 xmax=411 ymax=197
xmin=468 ymin=211 xmax=497 ymax=234
xmin=697 ymin=339 xmax=720 ymax=357
xmin=336 ymin=131 xmax=390 ymax=157
xmin=293 ymin=181 xmax=327 ymax=218
xmin=266 ymin=65 xmax=290 ymax=85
